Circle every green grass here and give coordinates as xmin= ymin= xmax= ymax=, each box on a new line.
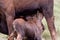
xmin=0 ymin=33 xmax=8 ymax=40
xmin=54 ymin=0 xmax=60 ymax=36
xmin=0 ymin=0 xmax=60 ymax=40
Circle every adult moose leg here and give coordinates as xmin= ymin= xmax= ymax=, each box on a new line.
xmin=42 ymin=3 xmax=56 ymax=40
xmin=0 ymin=0 xmax=15 ymax=35
xmin=0 ymin=14 xmax=8 ymax=34
xmin=5 ymin=9 xmax=15 ymax=40
xmin=0 ymin=0 xmax=15 ymax=40
xmin=6 ymin=1 xmax=15 ymax=35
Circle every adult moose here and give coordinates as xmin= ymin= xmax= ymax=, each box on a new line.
xmin=0 ymin=0 xmax=56 ymax=40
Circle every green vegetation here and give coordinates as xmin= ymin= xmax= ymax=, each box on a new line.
xmin=0 ymin=0 xmax=60 ymax=40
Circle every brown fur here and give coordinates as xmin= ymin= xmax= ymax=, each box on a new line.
xmin=0 ymin=12 xmax=8 ymax=34
xmin=8 ymin=13 xmax=44 ymax=40
xmin=8 ymin=17 xmax=43 ymax=40
xmin=0 ymin=0 xmax=56 ymax=40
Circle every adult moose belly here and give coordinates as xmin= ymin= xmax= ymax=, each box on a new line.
xmin=14 ymin=0 xmax=40 ymax=11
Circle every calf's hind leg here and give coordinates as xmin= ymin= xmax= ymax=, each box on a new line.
xmin=8 ymin=31 xmax=17 ymax=40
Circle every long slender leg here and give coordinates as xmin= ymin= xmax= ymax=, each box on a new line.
xmin=4 ymin=1 xmax=15 ymax=40
xmin=42 ymin=4 xmax=56 ymax=40
xmin=8 ymin=31 xmax=15 ymax=40
xmin=0 ymin=0 xmax=15 ymax=35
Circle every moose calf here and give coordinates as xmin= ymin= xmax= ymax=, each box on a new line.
xmin=8 ymin=14 xmax=44 ymax=40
